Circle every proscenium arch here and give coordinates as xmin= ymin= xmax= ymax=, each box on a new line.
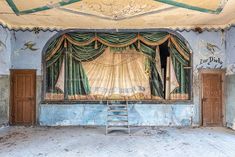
xmin=41 ymin=29 xmax=193 ymax=104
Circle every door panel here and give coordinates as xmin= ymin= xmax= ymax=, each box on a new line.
xmin=201 ymin=73 xmax=223 ymax=126
xmin=11 ymin=70 xmax=36 ymax=125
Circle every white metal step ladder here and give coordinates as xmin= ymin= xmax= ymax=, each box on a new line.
xmin=106 ymin=101 xmax=130 ymax=134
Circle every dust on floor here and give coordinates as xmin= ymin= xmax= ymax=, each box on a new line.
xmin=0 ymin=126 xmax=235 ymax=157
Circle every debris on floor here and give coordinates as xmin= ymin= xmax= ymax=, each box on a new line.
xmin=0 ymin=126 xmax=235 ymax=157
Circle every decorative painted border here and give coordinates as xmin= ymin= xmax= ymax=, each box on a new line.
xmin=6 ymin=0 xmax=81 ymax=15
xmin=0 ymin=23 xmax=233 ymax=33
xmin=154 ymin=0 xmax=225 ymax=14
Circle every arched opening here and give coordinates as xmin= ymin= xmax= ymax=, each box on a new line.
xmin=42 ymin=30 xmax=192 ymax=103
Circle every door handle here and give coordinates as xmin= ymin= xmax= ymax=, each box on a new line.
xmin=202 ymin=98 xmax=207 ymax=102
xmin=28 ymin=97 xmax=34 ymax=101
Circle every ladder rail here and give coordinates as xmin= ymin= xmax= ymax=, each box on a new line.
xmin=106 ymin=101 xmax=108 ymax=135
xmin=106 ymin=100 xmax=130 ymax=134
xmin=127 ymin=101 xmax=130 ymax=134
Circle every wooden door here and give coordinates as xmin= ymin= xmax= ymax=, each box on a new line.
xmin=201 ymin=71 xmax=224 ymax=126
xmin=10 ymin=70 xmax=36 ymax=125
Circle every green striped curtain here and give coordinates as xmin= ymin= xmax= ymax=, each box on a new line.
xmin=46 ymin=54 xmax=64 ymax=94
xmin=169 ymin=41 xmax=190 ymax=97
xmin=66 ymin=54 xmax=90 ymax=95
xmin=139 ymin=42 xmax=164 ymax=98
xmin=66 ymin=42 xmax=107 ymax=95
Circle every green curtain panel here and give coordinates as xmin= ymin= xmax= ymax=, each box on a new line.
xmin=69 ymin=42 xmax=107 ymax=62
xmin=66 ymin=42 xmax=107 ymax=95
xmin=139 ymin=32 xmax=169 ymax=43
xmin=139 ymin=42 xmax=164 ymax=98
xmin=46 ymin=40 xmax=64 ymax=94
xmin=66 ymin=53 xmax=90 ymax=96
xmin=67 ymin=32 xmax=95 ymax=42
xmin=98 ymin=33 xmax=137 ymax=46
xmin=46 ymin=54 xmax=64 ymax=94
xmin=169 ymin=41 xmax=190 ymax=96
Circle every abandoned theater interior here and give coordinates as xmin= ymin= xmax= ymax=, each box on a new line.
xmin=0 ymin=0 xmax=235 ymax=157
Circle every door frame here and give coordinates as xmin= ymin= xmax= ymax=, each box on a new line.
xmin=199 ymin=69 xmax=226 ymax=126
xmin=9 ymin=69 xmax=37 ymax=125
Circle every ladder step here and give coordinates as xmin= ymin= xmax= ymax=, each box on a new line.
xmin=107 ymin=121 xmax=128 ymax=125
xmin=108 ymin=104 xmax=127 ymax=107
xmin=108 ymin=107 xmax=127 ymax=110
xmin=107 ymin=126 xmax=129 ymax=130
xmin=108 ymin=114 xmax=128 ymax=117
xmin=106 ymin=101 xmax=130 ymax=134
xmin=108 ymin=123 xmax=128 ymax=125
xmin=107 ymin=120 xmax=128 ymax=122
xmin=107 ymin=101 xmax=126 ymax=103
xmin=108 ymin=109 xmax=127 ymax=112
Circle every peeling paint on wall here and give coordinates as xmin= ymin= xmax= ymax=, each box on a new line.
xmin=0 ymin=75 xmax=9 ymax=125
xmin=1 ymin=27 xmax=235 ymax=127
xmin=39 ymin=104 xmax=194 ymax=126
xmin=226 ymin=63 xmax=235 ymax=75
xmin=0 ymin=26 xmax=11 ymax=75
xmin=225 ymin=27 xmax=235 ymax=130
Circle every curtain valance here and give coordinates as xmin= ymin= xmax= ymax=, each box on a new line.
xmin=46 ymin=32 xmax=190 ymax=62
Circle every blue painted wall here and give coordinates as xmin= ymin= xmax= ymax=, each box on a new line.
xmin=39 ymin=104 xmax=194 ymax=126
xmin=0 ymin=26 xmax=11 ymax=125
xmin=225 ymin=27 xmax=235 ymax=130
xmin=1 ymin=26 xmax=235 ymax=127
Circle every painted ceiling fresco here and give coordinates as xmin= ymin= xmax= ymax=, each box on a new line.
xmin=0 ymin=0 xmax=234 ymax=30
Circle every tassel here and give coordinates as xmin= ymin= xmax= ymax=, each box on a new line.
xmin=95 ymin=40 xmax=98 ymax=49
xmin=137 ymin=33 xmax=141 ymax=49
xmin=138 ymin=40 xmax=141 ymax=49
xmin=168 ymin=37 xmax=171 ymax=47
xmin=94 ymin=33 xmax=98 ymax=49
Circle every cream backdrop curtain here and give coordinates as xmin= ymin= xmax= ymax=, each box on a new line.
xmin=82 ymin=47 xmax=152 ymax=100
xmin=165 ymin=57 xmax=180 ymax=100
xmin=55 ymin=58 xmax=65 ymax=93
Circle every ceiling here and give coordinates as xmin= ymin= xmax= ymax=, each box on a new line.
xmin=0 ymin=0 xmax=234 ymax=30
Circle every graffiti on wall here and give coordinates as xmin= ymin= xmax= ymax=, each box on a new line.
xmin=195 ymin=40 xmax=225 ymax=69
xmin=196 ymin=56 xmax=223 ymax=69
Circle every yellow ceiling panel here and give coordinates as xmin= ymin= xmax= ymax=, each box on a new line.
xmin=12 ymin=0 xmax=63 ymax=10
xmin=173 ymin=0 xmax=222 ymax=10
xmin=0 ymin=0 xmax=234 ymax=30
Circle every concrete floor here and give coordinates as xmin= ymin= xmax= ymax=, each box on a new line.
xmin=0 ymin=126 xmax=235 ymax=157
